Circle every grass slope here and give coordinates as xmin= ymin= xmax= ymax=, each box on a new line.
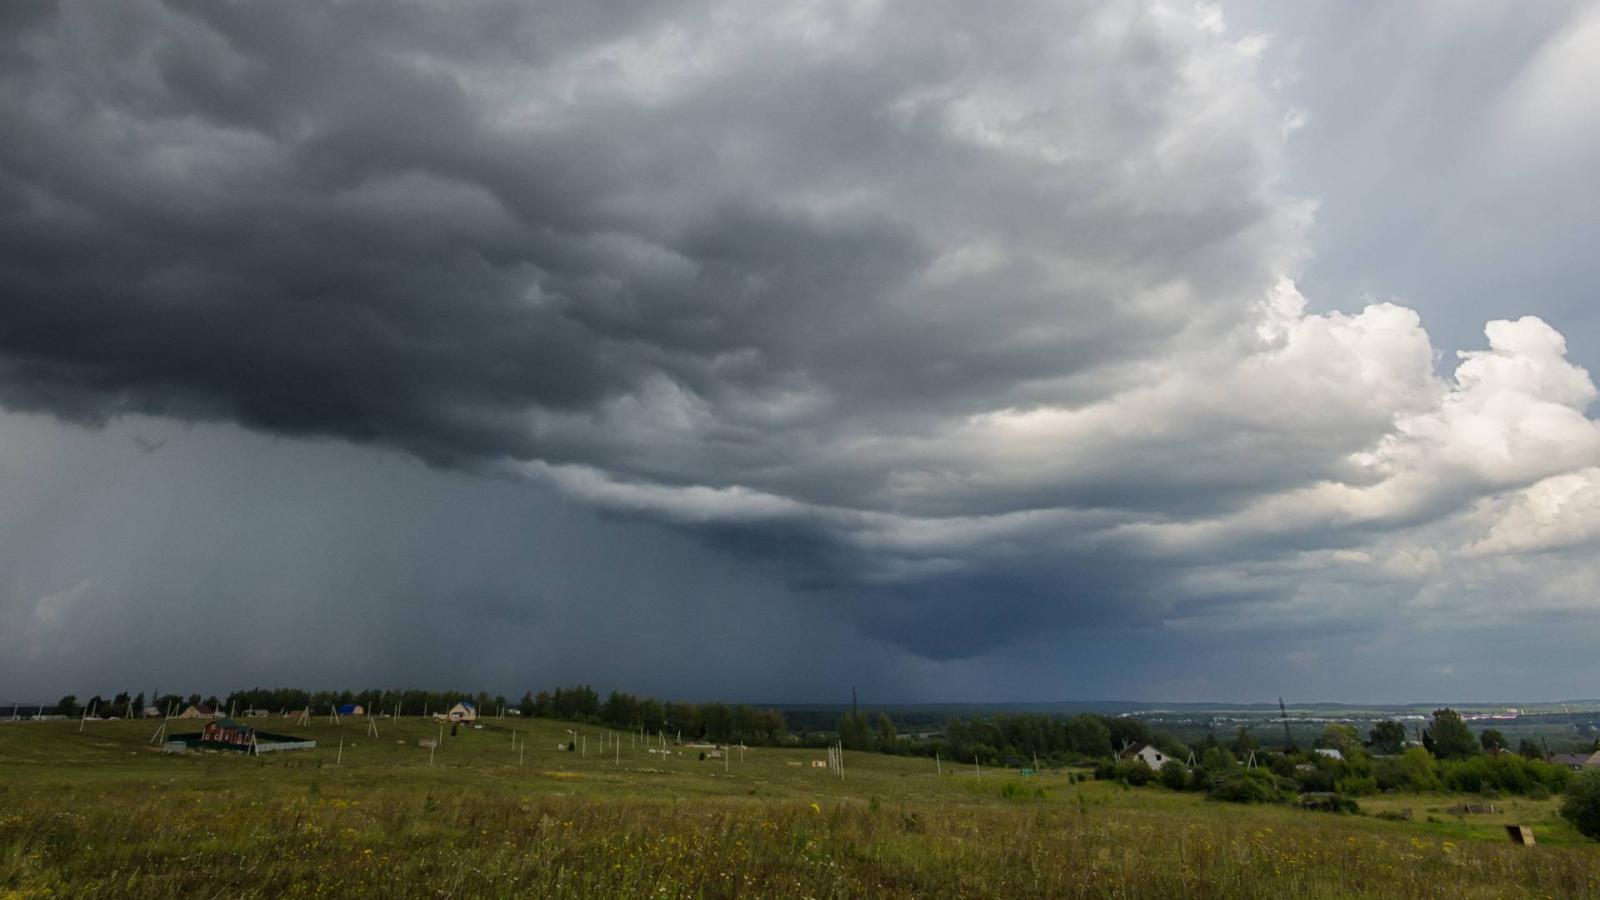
xmin=1 ymin=717 xmax=1596 ymax=898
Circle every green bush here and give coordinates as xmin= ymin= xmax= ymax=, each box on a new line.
xmin=1299 ymin=793 xmax=1360 ymax=814
xmin=1335 ymin=774 xmax=1378 ymax=797
xmin=1159 ymin=761 xmax=1189 ymax=791
xmin=1440 ymin=754 xmax=1572 ymax=796
xmin=1560 ymin=769 xmax=1600 ymax=840
xmin=1115 ymin=759 xmax=1155 ymax=786
xmin=1397 ymin=747 xmax=1442 ymax=792
xmin=1208 ymin=769 xmax=1285 ymax=804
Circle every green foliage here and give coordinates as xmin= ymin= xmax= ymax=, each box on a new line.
xmin=839 ymin=712 xmax=873 ymax=751
xmin=1115 ymin=759 xmax=1155 ymax=786
xmin=1335 ymin=774 xmax=1378 ymax=797
xmin=1317 ymin=724 xmax=1360 ymax=756
xmin=1398 ymin=747 xmax=1443 ymax=791
xmin=1107 ymin=717 xmax=1154 ymax=752
xmin=1095 ymin=758 xmax=1155 ymax=785
xmin=1368 ymin=720 xmax=1407 ymax=755
xmin=940 ymin=712 xmax=1120 ymax=765
xmin=1478 ymin=728 xmax=1508 ymax=753
xmin=874 ymin=713 xmax=898 ymax=748
xmin=1159 ymin=760 xmax=1189 ymax=790
xmin=1299 ymin=793 xmax=1361 ymax=814
xmin=1438 ymin=754 xmax=1572 ymax=796
xmin=995 ymin=781 xmax=1048 ymax=800
xmin=55 ymin=695 xmax=79 ymax=718
xmin=5 ymin=717 xmax=1600 ymax=896
xmin=1207 ymin=769 xmax=1285 ymax=804
xmin=1231 ymin=726 xmax=1257 ymax=754
xmin=1066 ymin=714 xmax=1113 ymax=758
xmin=1561 ymin=769 xmax=1600 ymax=840
xmin=1426 ymin=709 xmax=1479 ymax=760
xmin=1518 ymin=738 xmax=1543 ymax=759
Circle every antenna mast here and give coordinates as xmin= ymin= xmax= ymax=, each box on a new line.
xmin=1278 ymin=697 xmax=1295 ymax=751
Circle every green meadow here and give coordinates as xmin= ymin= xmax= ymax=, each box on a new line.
xmin=1 ymin=716 xmax=1596 ymax=898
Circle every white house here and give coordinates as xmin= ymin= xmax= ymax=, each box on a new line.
xmin=1313 ymin=748 xmax=1344 ymax=761
xmin=1126 ymin=744 xmax=1178 ymax=770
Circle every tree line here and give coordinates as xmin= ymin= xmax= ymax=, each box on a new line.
xmin=32 ymin=685 xmax=788 ymax=747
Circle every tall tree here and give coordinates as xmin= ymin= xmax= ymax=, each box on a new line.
xmin=1560 ymin=770 xmax=1600 ymax=841
xmin=1317 ymin=724 xmax=1360 ymax=756
xmin=1368 ymin=720 xmax=1407 ymax=755
xmin=1066 ymin=715 xmax=1113 ymax=758
xmin=1479 ymin=728 xmax=1508 ymax=753
xmin=874 ymin=713 xmax=898 ymax=748
xmin=1426 ymin=708 xmax=1479 ymax=760
xmin=838 ymin=712 xmax=872 ymax=751
xmin=1232 ymin=725 xmax=1258 ymax=755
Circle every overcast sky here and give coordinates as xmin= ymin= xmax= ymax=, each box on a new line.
xmin=4 ymin=1 xmax=1599 ymax=705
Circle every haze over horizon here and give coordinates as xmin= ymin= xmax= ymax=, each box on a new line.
xmin=4 ymin=1 xmax=1600 ymax=705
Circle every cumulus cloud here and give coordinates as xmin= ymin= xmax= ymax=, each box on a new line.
xmin=3 ymin=0 xmax=1599 ymax=670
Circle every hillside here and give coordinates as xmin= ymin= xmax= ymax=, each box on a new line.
xmin=2 ymin=716 xmax=1597 ymax=898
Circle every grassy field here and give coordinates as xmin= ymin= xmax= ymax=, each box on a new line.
xmin=2 ymin=716 xmax=1597 ymax=898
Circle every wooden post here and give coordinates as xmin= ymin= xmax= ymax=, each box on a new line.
xmin=936 ymin=752 xmax=941 ymax=775
xmin=337 ymin=736 xmax=344 ymax=766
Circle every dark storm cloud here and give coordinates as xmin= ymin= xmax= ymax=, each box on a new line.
xmin=4 ymin=0 xmax=1600 ymax=671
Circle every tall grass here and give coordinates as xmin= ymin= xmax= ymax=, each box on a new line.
xmin=2 ymin=719 xmax=1596 ymax=898
xmin=2 ymin=788 xmax=1596 ymax=898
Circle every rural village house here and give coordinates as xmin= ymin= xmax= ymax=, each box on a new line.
xmin=1123 ymin=744 xmax=1179 ymax=770
xmin=436 ymin=701 xmax=477 ymax=723
xmin=201 ymin=717 xmax=255 ymax=749
xmin=1549 ymin=750 xmax=1600 ymax=770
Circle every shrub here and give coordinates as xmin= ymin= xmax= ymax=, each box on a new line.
xmin=1397 ymin=747 xmax=1442 ymax=792
xmin=1560 ymin=769 xmax=1600 ymax=841
xmin=1159 ymin=761 xmax=1189 ymax=791
xmin=1295 ymin=765 xmax=1337 ymax=794
xmin=997 ymin=781 xmax=1047 ymax=800
xmin=1440 ymin=754 xmax=1572 ymax=796
xmin=1299 ymin=793 xmax=1360 ymax=814
xmin=1336 ymin=774 xmax=1378 ymax=797
xmin=1115 ymin=759 xmax=1155 ymax=786
xmin=1208 ymin=769 xmax=1285 ymax=804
